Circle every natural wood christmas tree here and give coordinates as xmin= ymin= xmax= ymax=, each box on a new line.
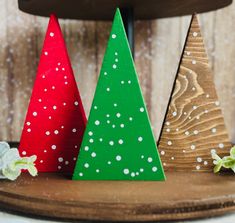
xmin=158 ymin=14 xmax=231 ymax=172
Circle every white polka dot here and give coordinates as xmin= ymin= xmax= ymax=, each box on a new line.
xmin=166 ymin=122 xmax=170 ymax=126
xmin=33 ymin=112 xmax=37 ymax=116
xmin=53 ymin=105 xmax=57 ymax=110
xmin=38 ymin=99 xmax=42 ymax=102
xmin=64 ymin=76 xmax=67 ymax=79
xmin=121 ymin=80 xmax=124 ymax=84
xmin=94 ymin=106 xmax=98 ymax=109
xmin=120 ymin=124 xmax=125 ymax=128
xmin=219 ymin=143 xmax=224 ymax=149
xmin=104 ymin=72 xmax=107 ymax=75
xmin=193 ymin=32 xmax=198 ymax=37
xmin=191 ymin=145 xmax=196 ymax=150
xmin=166 ymin=128 xmax=170 ymax=132
xmin=115 ymin=58 xmax=118 ymax=62
xmin=196 ymin=165 xmax=200 ymax=170
xmin=128 ymin=80 xmax=131 ymax=84
xmin=63 ymin=102 xmax=66 ymax=106
xmin=212 ymin=128 xmax=217 ymax=133
xmin=211 ymin=149 xmax=216 ymax=154
xmin=65 ymin=161 xmax=69 ymax=165
xmin=193 ymin=106 xmax=197 ymax=110
xmin=79 ymin=173 xmax=83 ymax=177
xmin=112 ymin=124 xmax=116 ymax=128
xmin=106 ymin=87 xmax=110 ymax=92
xmin=131 ymin=172 xmax=135 ymax=177
xmin=113 ymin=64 xmax=117 ymax=69
xmin=58 ymin=62 xmax=61 ymax=66
xmin=89 ymin=139 xmax=94 ymax=143
xmin=116 ymin=155 xmax=122 ymax=161
xmin=140 ymin=168 xmax=144 ymax=172
xmin=95 ymin=120 xmax=100 ymax=125
xmin=43 ymin=106 xmax=47 ymax=110
xmin=58 ymin=166 xmax=61 ymax=170
xmin=40 ymin=160 xmax=43 ymax=163
xmin=84 ymin=163 xmax=89 ymax=168
xmin=91 ymin=152 xmax=96 ymax=157
xmin=107 ymin=120 xmax=110 ymax=124
xmin=50 ymin=32 xmax=54 ymax=37
xmin=194 ymin=130 xmax=199 ymax=135
xmin=22 ymin=151 xmax=26 ymax=155
xmin=114 ymin=103 xmax=117 ymax=107
xmin=51 ymin=145 xmax=56 ymax=150
xmin=171 ymin=157 xmax=175 ymax=160
xmin=61 ymin=126 xmax=64 ymax=129
xmin=26 ymin=122 xmax=31 ymax=126
xmin=54 ymin=130 xmax=59 ymax=134
xmin=112 ymin=34 xmax=116 ymax=39
xmin=65 ymin=82 xmax=68 ymax=85
xmin=42 ymin=75 xmax=45 ymax=79
xmin=185 ymin=131 xmax=190 ymax=136
xmin=108 ymin=161 xmax=111 ymax=165
xmin=106 ymin=114 xmax=110 ymax=117
xmin=141 ymin=155 xmax=144 ymax=159
xmin=84 ymin=146 xmax=89 ymax=151
xmin=176 ymin=128 xmax=179 ymax=132
xmin=192 ymin=87 xmax=196 ymax=91
xmin=74 ymin=101 xmax=79 ymax=106
xmin=115 ymin=52 xmax=118 ymax=56
xmin=206 ymin=94 xmax=210 ymax=98
xmin=45 ymin=131 xmax=50 ymax=135
xmin=147 ymin=157 xmax=153 ymax=163
xmin=99 ymin=138 xmax=103 ymax=142
xmin=52 ymin=86 xmax=55 ymax=90
xmin=215 ymin=101 xmax=220 ymax=106
xmin=109 ymin=141 xmax=114 ymax=146
xmin=58 ymin=157 xmax=63 ymax=162
xmin=44 ymin=51 xmax=48 ymax=56
xmin=152 ymin=167 xmax=158 ymax=172
xmin=192 ymin=60 xmax=197 ymax=65
xmin=129 ymin=117 xmax=133 ymax=121
xmin=204 ymin=161 xmax=208 ymax=165
xmin=73 ymin=157 xmax=76 ymax=161
xmin=96 ymin=169 xmax=100 ymax=173
xmin=172 ymin=111 xmax=177 ymax=116
xmin=118 ymin=139 xmax=124 ymax=144
xmin=140 ymin=107 xmax=144 ymax=112
xmin=197 ymin=157 xmax=202 ymax=163
xmin=72 ymin=128 xmax=77 ymax=133
xmin=116 ymin=113 xmax=121 ymax=118
xmin=167 ymin=141 xmax=172 ymax=146
xmin=62 ymin=68 xmax=65 ymax=71
xmin=161 ymin=151 xmax=165 ymax=155
xmin=55 ymin=67 xmax=59 ymax=71
xmin=123 ymin=169 xmax=129 ymax=175
xmin=186 ymin=51 xmax=191 ymax=56
xmin=138 ymin=137 xmax=143 ymax=142
xmin=27 ymin=128 xmax=31 ymax=132
xmin=48 ymin=116 xmax=52 ymax=120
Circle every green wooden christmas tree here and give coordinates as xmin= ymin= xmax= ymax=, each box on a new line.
xmin=73 ymin=9 xmax=165 ymax=181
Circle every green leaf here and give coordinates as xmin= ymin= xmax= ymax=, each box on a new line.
xmin=214 ymin=163 xmax=222 ymax=173
xmin=222 ymin=157 xmax=235 ymax=168
xmin=28 ymin=165 xmax=38 ymax=177
xmin=2 ymin=166 xmax=21 ymax=181
xmin=230 ymin=146 xmax=235 ymax=158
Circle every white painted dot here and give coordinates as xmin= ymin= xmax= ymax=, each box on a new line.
xmin=152 ymin=167 xmax=158 ymax=172
xmin=51 ymin=145 xmax=56 ymax=150
xmin=75 ymin=145 xmax=78 ymax=148
xmin=73 ymin=157 xmax=77 ymax=161
xmin=115 ymin=58 xmax=118 ymax=62
xmin=62 ymin=68 xmax=65 ymax=71
xmin=58 ymin=157 xmax=63 ymax=162
xmin=107 ymin=120 xmax=110 ymax=124
xmin=131 ymin=172 xmax=135 ymax=177
xmin=115 ymin=52 xmax=118 ymax=56
xmin=204 ymin=161 xmax=208 ymax=165
xmin=138 ymin=137 xmax=143 ymax=142
xmin=65 ymin=161 xmax=69 ymax=165
xmin=206 ymin=94 xmax=210 ymax=98
xmin=147 ymin=157 xmax=153 ymax=163
xmin=89 ymin=139 xmax=94 ymax=143
xmin=64 ymin=76 xmax=67 ymax=80
xmin=61 ymin=126 xmax=64 ymax=129
xmin=140 ymin=168 xmax=144 ymax=172
xmin=58 ymin=166 xmax=61 ymax=170
xmin=106 ymin=114 xmax=110 ymax=117
xmin=40 ymin=160 xmax=43 ymax=163
xmin=141 ymin=155 xmax=144 ymax=159
xmin=53 ymin=105 xmax=57 ymax=110
xmin=192 ymin=87 xmax=196 ymax=91
xmin=161 ymin=151 xmax=165 ymax=155
xmin=215 ymin=101 xmax=220 ymax=106
xmin=38 ymin=99 xmax=42 ymax=102
xmin=42 ymin=75 xmax=46 ymax=79
xmin=114 ymin=103 xmax=117 ymax=107
xmin=193 ymin=105 xmax=197 ymax=110
xmin=104 ymin=72 xmax=107 ymax=75
xmin=44 ymin=51 xmax=48 ymax=56
xmin=211 ymin=149 xmax=216 ymax=154
xmin=91 ymin=152 xmax=96 ymax=157
xmin=84 ymin=146 xmax=89 ymax=151
xmin=196 ymin=116 xmax=200 ymax=120
xmin=219 ymin=143 xmax=224 ymax=149
xmin=185 ymin=131 xmax=190 ymax=136
xmin=196 ymin=165 xmax=201 ymax=170
xmin=191 ymin=145 xmax=196 ymax=150
xmin=99 ymin=138 xmax=103 ymax=142
xmin=52 ymin=86 xmax=55 ymax=90
xmin=112 ymin=34 xmax=116 ymax=39
xmin=167 ymin=141 xmax=172 ymax=146
xmin=33 ymin=112 xmax=37 ymax=116
xmin=192 ymin=60 xmax=197 ymax=65
xmin=109 ymin=141 xmax=114 ymax=146
xmin=116 ymin=155 xmax=122 ymax=161
xmin=72 ymin=128 xmax=77 ymax=133
xmin=186 ymin=51 xmax=191 ymax=56
xmin=26 ymin=122 xmax=31 ymax=126
xmin=55 ymin=67 xmax=59 ymax=71
xmin=166 ymin=122 xmax=170 ymax=126
xmin=95 ymin=120 xmax=100 ymax=125
xmin=172 ymin=111 xmax=177 ymax=116
xmin=116 ymin=113 xmax=121 ymax=118
xmin=197 ymin=157 xmax=202 ymax=163
xmin=112 ymin=124 xmax=116 ymax=128
xmin=74 ymin=101 xmax=79 ymax=106
xmin=118 ymin=139 xmax=123 ymax=144
xmin=166 ymin=128 xmax=170 ymax=132
xmin=88 ymin=131 xmax=93 ymax=136
xmin=194 ymin=130 xmax=199 ymax=135
xmin=94 ymin=106 xmax=98 ymax=110
xmin=140 ymin=107 xmax=144 ymax=112
xmin=183 ymin=150 xmax=186 ymax=153
xmin=54 ymin=130 xmax=59 ymax=134
xmin=45 ymin=131 xmax=50 ymax=135
xmin=176 ymin=128 xmax=179 ymax=132
xmin=48 ymin=116 xmax=52 ymax=120
xmin=129 ymin=117 xmax=133 ymax=121
xmin=128 ymin=80 xmax=131 ymax=84
xmin=63 ymin=102 xmax=66 ymax=106
xmin=120 ymin=81 xmax=124 ymax=84
xmin=113 ymin=64 xmax=117 ymax=69
xmin=79 ymin=173 xmax=83 ymax=177
xmin=50 ymin=32 xmax=54 ymax=37
xmin=58 ymin=62 xmax=61 ymax=66
xmin=43 ymin=106 xmax=47 ymax=110
xmin=193 ymin=32 xmax=198 ymax=37
xmin=120 ymin=124 xmax=125 ymax=128
xmin=96 ymin=169 xmax=100 ymax=173
xmin=65 ymin=82 xmax=68 ymax=85
xmin=108 ymin=161 xmax=111 ymax=165
xmin=106 ymin=87 xmax=110 ymax=92
xmin=84 ymin=163 xmax=89 ymax=168
xmin=22 ymin=151 xmax=26 ymax=155
xmin=212 ymin=128 xmax=217 ymax=133
xmin=123 ymin=169 xmax=129 ymax=175
xmin=27 ymin=128 xmax=31 ymax=132
xmin=171 ymin=157 xmax=175 ymax=160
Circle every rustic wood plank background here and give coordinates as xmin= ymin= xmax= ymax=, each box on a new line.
xmin=0 ymin=0 xmax=234 ymax=144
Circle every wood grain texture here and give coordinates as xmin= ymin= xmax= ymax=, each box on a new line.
xmin=0 ymin=172 xmax=235 ymax=221
xmin=158 ymin=15 xmax=232 ymax=172
xmin=0 ymin=1 xmax=234 ymax=148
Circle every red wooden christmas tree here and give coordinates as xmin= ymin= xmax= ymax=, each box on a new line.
xmin=18 ymin=14 xmax=86 ymax=173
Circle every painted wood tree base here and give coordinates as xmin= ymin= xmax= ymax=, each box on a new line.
xmin=0 ymin=172 xmax=234 ymax=221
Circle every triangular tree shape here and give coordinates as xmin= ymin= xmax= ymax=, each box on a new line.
xmin=73 ymin=9 xmax=165 ymax=181
xmin=158 ymin=14 xmax=231 ymax=172
xmin=18 ymin=15 xmax=86 ymax=173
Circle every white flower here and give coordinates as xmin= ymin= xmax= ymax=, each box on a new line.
xmin=0 ymin=142 xmax=38 ymax=181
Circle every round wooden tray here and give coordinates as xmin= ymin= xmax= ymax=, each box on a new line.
xmin=18 ymin=0 xmax=232 ymax=20
xmin=0 ymin=172 xmax=234 ymax=221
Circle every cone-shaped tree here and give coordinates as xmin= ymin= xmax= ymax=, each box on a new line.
xmin=18 ymin=15 xmax=86 ymax=173
xmin=158 ymin=15 xmax=231 ymax=171
xmin=73 ymin=9 xmax=165 ymax=181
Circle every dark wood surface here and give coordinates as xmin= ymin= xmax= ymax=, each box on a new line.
xmin=0 ymin=172 xmax=234 ymax=221
xmin=18 ymin=0 xmax=232 ymax=20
